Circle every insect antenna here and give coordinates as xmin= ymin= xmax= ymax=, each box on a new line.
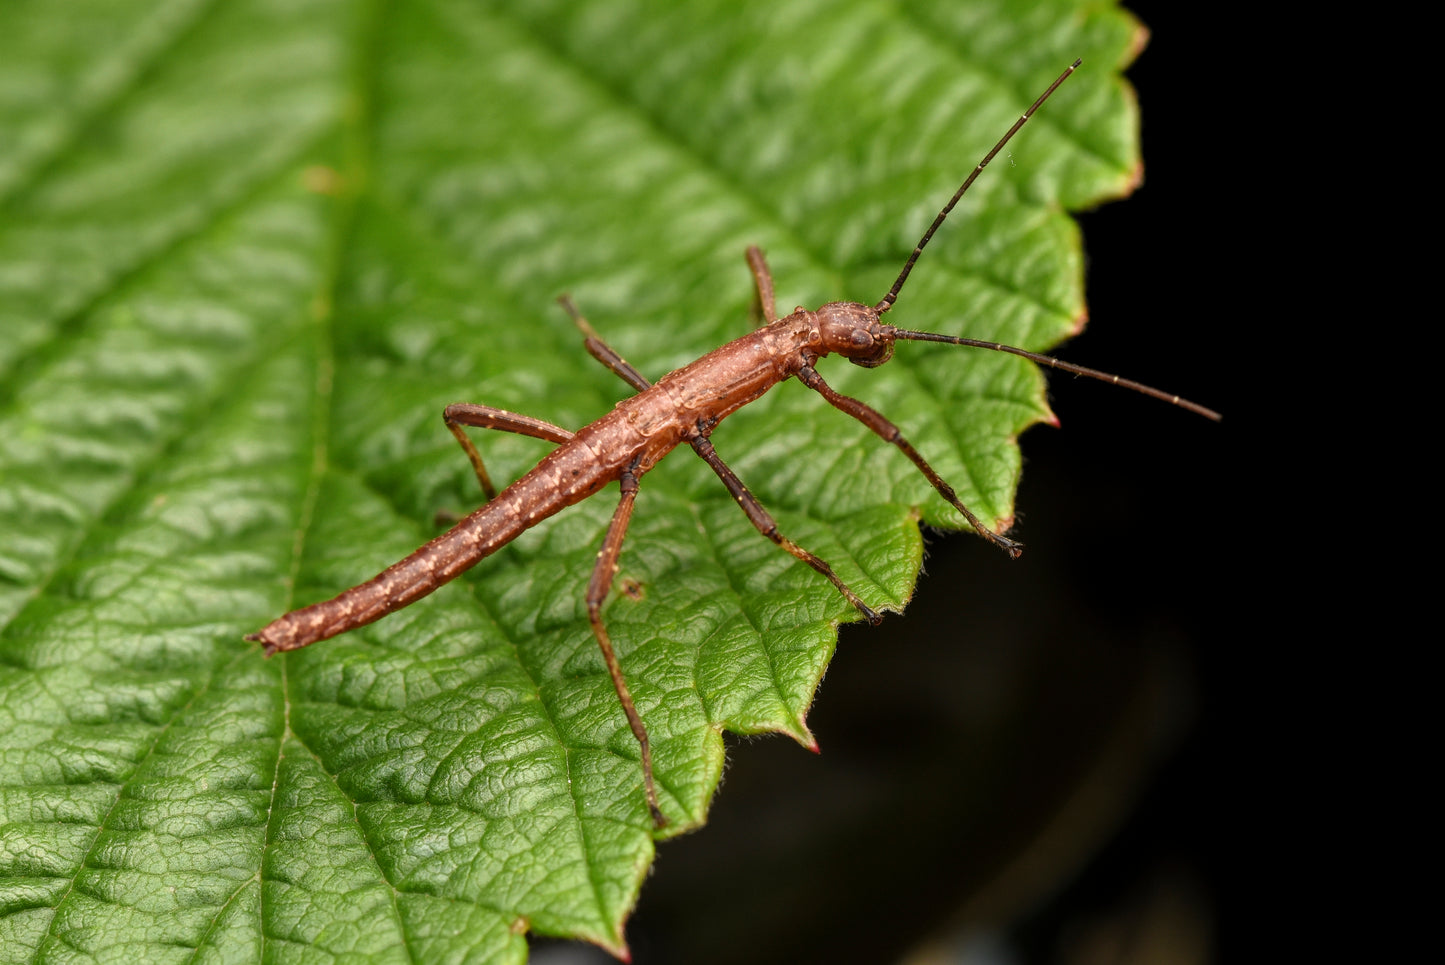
xmin=876 ymin=59 xmax=1080 ymax=315
xmin=889 ymin=329 xmax=1222 ymax=421
xmin=872 ymin=58 xmax=1218 ymax=423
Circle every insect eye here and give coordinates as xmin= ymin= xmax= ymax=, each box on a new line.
xmin=848 ymin=341 xmax=893 ymax=368
xmin=850 ymin=331 xmax=872 ymax=349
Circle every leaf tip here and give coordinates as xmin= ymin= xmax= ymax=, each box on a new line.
xmin=786 ymin=721 xmax=820 ymax=754
xmin=1127 ymin=19 xmax=1152 ymax=67
xmin=1123 ymin=157 xmax=1145 ymax=197
xmin=580 ymin=924 xmax=633 ymax=963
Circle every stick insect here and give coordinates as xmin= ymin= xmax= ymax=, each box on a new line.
xmin=247 ymin=60 xmax=1219 ymax=827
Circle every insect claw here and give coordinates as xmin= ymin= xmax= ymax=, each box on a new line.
xmin=648 ymin=803 xmax=668 ymax=829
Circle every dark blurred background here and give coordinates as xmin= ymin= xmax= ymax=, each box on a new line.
xmin=535 ymin=4 xmax=1243 ymax=963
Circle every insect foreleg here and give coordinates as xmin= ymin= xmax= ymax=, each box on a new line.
xmin=688 ymin=431 xmax=881 ymax=625
xmin=744 ymin=245 xmax=778 ymax=325
xmin=585 ymin=462 xmax=665 ymax=827
xmin=443 ymin=403 xmax=575 ymax=501
xmin=795 ymin=365 xmax=1024 ymax=558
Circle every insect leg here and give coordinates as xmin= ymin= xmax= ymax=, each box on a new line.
xmin=556 ymin=295 xmax=653 ymax=392
xmin=444 ymin=404 xmax=575 ymax=501
xmin=586 ymin=463 xmax=666 ymax=828
xmin=796 ymin=365 xmax=1024 ymax=558
xmin=744 ymin=246 xmax=778 ymax=324
xmin=688 ymin=430 xmax=882 ymax=624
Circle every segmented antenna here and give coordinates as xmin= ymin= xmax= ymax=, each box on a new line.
xmin=890 ymin=329 xmax=1222 ymax=421
xmin=876 ymin=59 xmax=1080 ymax=314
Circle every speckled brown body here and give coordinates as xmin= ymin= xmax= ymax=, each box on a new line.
xmin=249 ymin=308 xmax=847 ymax=653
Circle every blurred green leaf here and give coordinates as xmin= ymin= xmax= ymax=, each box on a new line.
xmin=0 ymin=0 xmax=1143 ymax=960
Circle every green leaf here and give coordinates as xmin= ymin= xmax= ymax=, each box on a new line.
xmin=0 ymin=0 xmax=1144 ymax=961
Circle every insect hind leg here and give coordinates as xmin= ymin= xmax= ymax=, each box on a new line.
xmin=443 ymin=404 xmax=574 ymax=501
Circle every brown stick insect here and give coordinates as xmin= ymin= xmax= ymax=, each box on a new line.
xmin=247 ymin=60 xmax=1219 ymax=827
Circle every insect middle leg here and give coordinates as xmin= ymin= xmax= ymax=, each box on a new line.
xmin=795 ymin=365 xmax=1023 ymax=557
xmin=443 ymin=403 xmax=575 ymax=500
xmin=563 ymin=295 xmax=882 ymax=623
xmin=745 ymin=245 xmax=778 ymax=324
xmin=689 ymin=430 xmax=881 ymax=624
xmin=557 ymin=295 xmax=652 ymax=393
